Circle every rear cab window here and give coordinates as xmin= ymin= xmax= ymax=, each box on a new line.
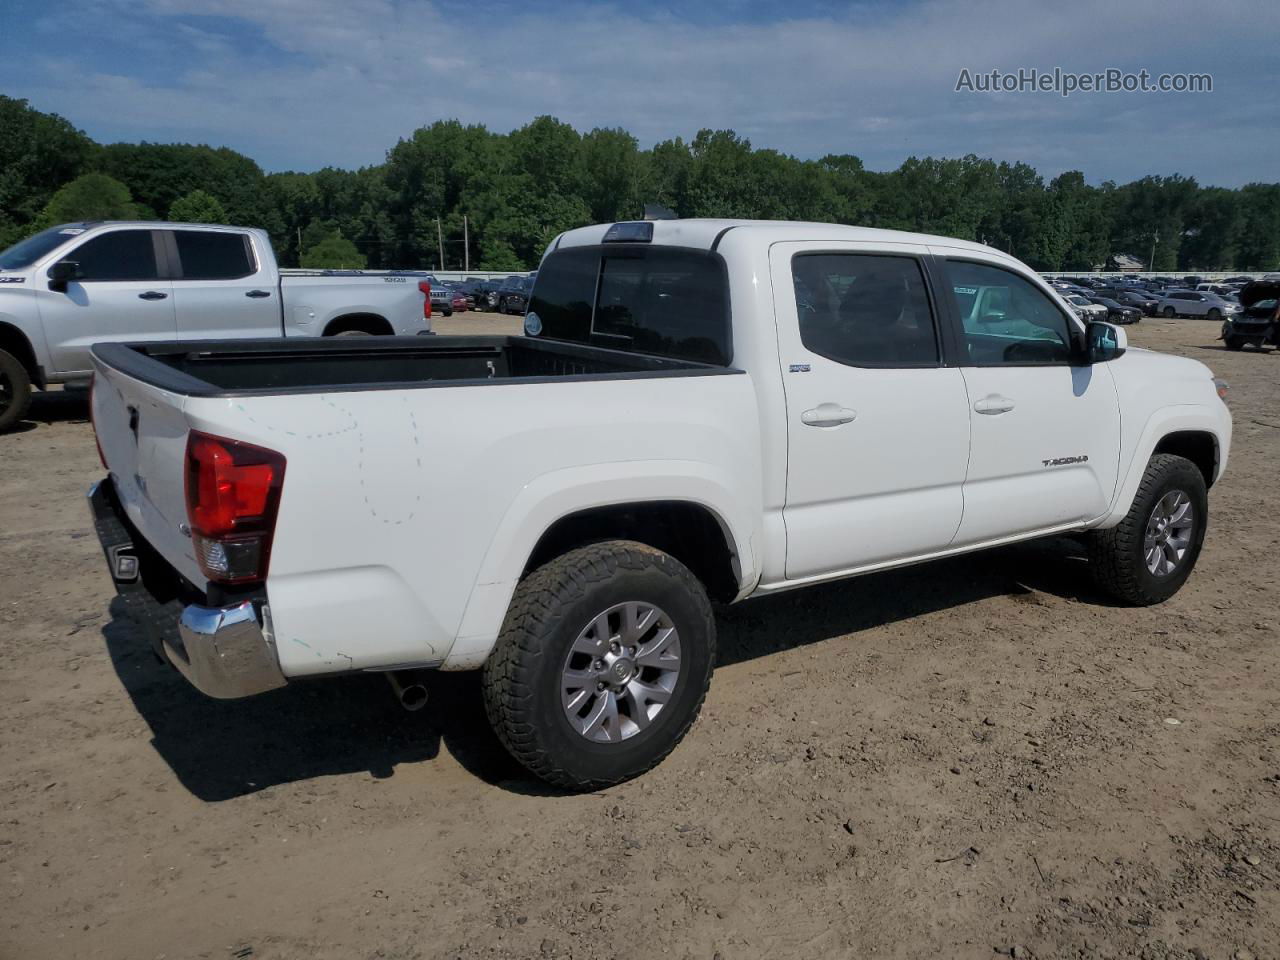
xmin=527 ymin=246 xmax=731 ymax=365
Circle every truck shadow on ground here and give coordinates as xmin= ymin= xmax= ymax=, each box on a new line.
xmin=101 ymin=536 xmax=1112 ymax=801
xmin=13 ymin=387 xmax=89 ymax=431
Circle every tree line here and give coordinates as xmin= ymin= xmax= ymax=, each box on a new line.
xmin=2 ymin=95 xmax=1277 ymax=272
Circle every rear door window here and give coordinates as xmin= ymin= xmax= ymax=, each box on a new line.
xmin=791 ymin=253 xmax=939 ymax=367
xmin=173 ymin=231 xmax=255 ymax=280
xmin=528 ymin=246 xmax=730 ymax=365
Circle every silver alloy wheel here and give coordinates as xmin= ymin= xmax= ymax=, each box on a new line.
xmin=560 ymin=601 xmax=682 ymax=743
xmin=1144 ymin=490 xmax=1194 ymax=577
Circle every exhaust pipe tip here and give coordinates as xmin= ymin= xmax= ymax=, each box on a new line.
xmin=386 ymin=671 xmax=429 ymax=712
xmin=399 ymin=684 xmax=429 ymax=711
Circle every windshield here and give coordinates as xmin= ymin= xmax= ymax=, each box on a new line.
xmin=0 ymin=224 xmax=83 ymax=270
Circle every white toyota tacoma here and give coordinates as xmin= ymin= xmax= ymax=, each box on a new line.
xmin=86 ymin=218 xmax=1232 ymax=790
xmin=0 ymin=221 xmax=433 ymax=430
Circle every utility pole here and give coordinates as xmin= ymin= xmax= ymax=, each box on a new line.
xmin=436 ymin=218 xmax=445 ymax=271
xmin=463 ymin=215 xmax=470 ymax=272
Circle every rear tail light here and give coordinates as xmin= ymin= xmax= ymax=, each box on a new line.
xmin=185 ymin=431 xmax=286 ymax=585
xmin=418 ymin=281 xmax=432 ymax=320
xmin=89 ymin=374 xmax=107 ymax=469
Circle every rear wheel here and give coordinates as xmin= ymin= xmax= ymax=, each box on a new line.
xmin=1162 ymin=306 xmax=1177 ymax=318
xmin=1087 ymin=454 xmax=1207 ymax=606
xmin=0 ymin=349 xmax=33 ymax=433
xmin=483 ymin=540 xmax=716 ymax=790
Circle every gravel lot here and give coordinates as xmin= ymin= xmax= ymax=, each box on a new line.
xmin=2 ymin=313 xmax=1277 ymax=960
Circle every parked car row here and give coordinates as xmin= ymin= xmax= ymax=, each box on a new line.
xmin=431 ymin=274 xmax=537 ymax=315
xmin=1048 ymin=275 xmax=1244 ymax=322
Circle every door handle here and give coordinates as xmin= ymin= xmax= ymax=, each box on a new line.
xmin=801 ymin=403 xmax=857 ymax=427
xmin=138 ymin=291 xmax=168 ymax=301
xmin=974 ymin=394 xmax=1015 ymax=415
xmin=246 ymin=289 xmax=272 ymax=298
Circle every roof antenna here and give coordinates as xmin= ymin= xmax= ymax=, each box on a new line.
xmin=643 ymin=203 xmax=678 ymax=221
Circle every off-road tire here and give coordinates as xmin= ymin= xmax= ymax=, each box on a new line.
xmin=0 ymin=348 xmax=33 ymax=433
xmin=482 ymin=540 xmax=716 ymax=791
xmin=1087 ymin=454 xmax=1208 ymax=606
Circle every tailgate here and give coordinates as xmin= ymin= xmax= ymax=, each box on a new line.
xmin=91 ymin=356 xmax=204 ymax=587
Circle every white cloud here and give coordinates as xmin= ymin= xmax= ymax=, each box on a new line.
xmin=5 ymin=0 xmax=1276 ymax=184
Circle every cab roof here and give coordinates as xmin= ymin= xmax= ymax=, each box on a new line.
xmin=552 ymin=218 xmax=1010 ymax=259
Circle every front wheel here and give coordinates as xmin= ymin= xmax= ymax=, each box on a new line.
xmin=1224 ymin=334 xmax=1245 ymax=351
xmin=1207 ymin=308 xmax=1222 ymax=321
xmin=0 ymin=348 xmax=33 ymax=433
xmin=483 ymin=541 xmax=716 ymax=790
xmin=1087 ymin=453 xmax=1208 ymax=606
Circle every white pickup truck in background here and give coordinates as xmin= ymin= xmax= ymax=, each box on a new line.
xmin=0 ymin=221 xmax=432 ymax=430
xmin=87 ymin=217 xmax=1232 ymax=791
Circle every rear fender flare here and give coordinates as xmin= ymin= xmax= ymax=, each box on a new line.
xmin=442 ymin=460 xmax=760 ymax=670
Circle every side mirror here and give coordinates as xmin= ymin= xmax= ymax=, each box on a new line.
xmin=1087 ymin=320 xmax=1127 ymax=363
xmin=47 ymin=260 xmax=81 ymax=292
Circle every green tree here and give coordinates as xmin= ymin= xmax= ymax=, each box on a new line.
xmin=1179 ymin=188 xmax=1241 ymax=270
xmin=168 ymin=189 xmax=227 ymax=224
xmin=95 ymin=142 xmax=282 ymax=240
xmin=0 ymin=96 xmax=95 ymax=245
xmin=580 ymin=127 xmax=645 ymax=223
xmin=1236 ymin=184 xmax=1280 ymax=271
xmin=300 ymin=221 xmax=366 ymax=268
xmin=38 ymin=173 xmax=137 ymax=225
xmin=5 ymin=99 xmax=1280 ymax=272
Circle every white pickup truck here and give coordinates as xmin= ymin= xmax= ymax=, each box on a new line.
xmin=87 ymin=218 xmax=1232 ymax=790
xmin=0 ymin=221 xmax=432 ymax=430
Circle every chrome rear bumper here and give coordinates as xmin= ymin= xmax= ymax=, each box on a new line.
xmin=173 ymin=601 xmax=287 ymax=699
xmin=88 ymin=478 xmax=287 ymax=700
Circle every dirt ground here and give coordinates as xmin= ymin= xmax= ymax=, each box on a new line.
xmin=2 ymin=312 xmax=1277 ymax=960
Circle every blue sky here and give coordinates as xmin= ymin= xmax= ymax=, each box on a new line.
xmin=1 ymin=0 xmax=1275 ymax=186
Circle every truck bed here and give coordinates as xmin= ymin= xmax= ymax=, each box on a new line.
xmin=91 ymin=336 xmax=732 ymax=396
xmin=89 ymin=328 xmax=759 ymax=679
